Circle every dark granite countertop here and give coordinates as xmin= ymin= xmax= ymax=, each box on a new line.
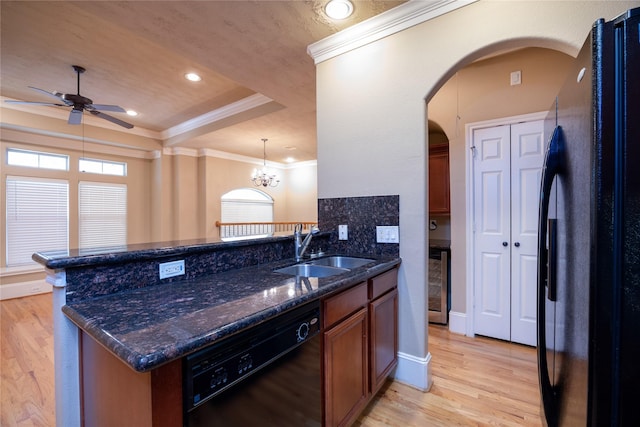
xmin=62 ymin=254 xmax=400 ymax=372
xmin=33 ymin=234 xmax=301 ymax=270
xmin=429 ymin=239 xmax=451 ymax=250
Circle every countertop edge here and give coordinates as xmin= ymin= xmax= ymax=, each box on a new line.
xmin=64 ymin=257 xmax=401 ymax=372
xmin=34 ymin=235 xmax=295 ymax=270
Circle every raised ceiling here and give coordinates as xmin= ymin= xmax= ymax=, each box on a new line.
xmin=1 ymin=1 xmax=407 ymax=163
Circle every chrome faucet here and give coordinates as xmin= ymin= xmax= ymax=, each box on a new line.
xmin=294 ymin=223 xmax=320 ymax=262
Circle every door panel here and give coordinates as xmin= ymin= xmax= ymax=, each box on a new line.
xmin=510 ymin=121 xmax=545 ymax=345
xmin=473 ymin=120 xmax=543 ymax=345
xmin=473 ymin=125 xmax=511 ymax=340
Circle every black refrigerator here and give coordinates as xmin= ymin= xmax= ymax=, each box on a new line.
xmin=537 ymin=7 xmax=640 ymax=427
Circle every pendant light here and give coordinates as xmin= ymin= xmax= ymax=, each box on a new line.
xmin=251 ymin=138 xmax=279 ymax=187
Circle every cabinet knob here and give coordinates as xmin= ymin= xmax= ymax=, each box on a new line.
xmin=502 ymin=241 xmax=508 ymax=247
xmin=514 ymin=242 xmax=520 ymax=247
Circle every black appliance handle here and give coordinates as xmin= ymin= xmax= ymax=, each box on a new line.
xmin=537 ymin=125 xmax=565 ymax=425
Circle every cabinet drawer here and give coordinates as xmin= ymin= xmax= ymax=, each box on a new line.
xmin=369 ymin=268 xmax=398 ymax=300
xmin=323 ymin=281 xmax=367 ymax=329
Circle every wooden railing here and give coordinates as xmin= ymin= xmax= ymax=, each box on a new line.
xmin=215 ymin=221 xmax=317 ymax=239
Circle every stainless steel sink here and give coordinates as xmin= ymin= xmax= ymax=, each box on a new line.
xmin=274 ymin=264 xmax=349 ymax=278
xmin=308 ymin=256 xmax=374 ymax=269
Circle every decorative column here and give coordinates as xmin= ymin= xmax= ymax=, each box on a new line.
xmin=46 ymin=268 xmax=81 ymax=427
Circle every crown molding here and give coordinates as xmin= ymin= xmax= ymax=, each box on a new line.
xmin=0 ymin=123 xmax=157 ymax=159
xmin=307 ymin=0 xmax=477 ymax=64
xmin=161 ymin=93 xmax=273 ymax=141
xmin=161 ymin=146 xmax=317 ymax=169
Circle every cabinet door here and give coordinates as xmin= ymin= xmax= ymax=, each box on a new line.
xmin=324 ymin=307 xmax=369 ymax=427
xmin=369 ymin=288 xmax=398 ymax=394
xmin=429 ymin=145 xmax=450 ymax=214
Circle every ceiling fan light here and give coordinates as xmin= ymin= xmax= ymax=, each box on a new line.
xmin=325 ymin=0 xmax=354 ymax=20
xmin=184 ymin=73 xmax=202 ymax=82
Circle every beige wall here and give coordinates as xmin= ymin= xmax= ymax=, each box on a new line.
xmin=315 ymin=0 xmax=637 ymax=373
xmin=428 ymin=47 xmax=574 ymax=313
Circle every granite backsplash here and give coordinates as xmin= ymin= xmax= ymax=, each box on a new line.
xmin=318 ymin=195 xmax=400 ymax=257
xmin=59 ymin=195 xmax=399 ymax=303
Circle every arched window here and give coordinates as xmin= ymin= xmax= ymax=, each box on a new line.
xmin=221 ymin=188 xmax=274 ymax=237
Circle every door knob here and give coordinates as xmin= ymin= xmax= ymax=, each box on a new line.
xmin=514 ymin=242 xmax=520 ymax=247
xmin=502 ymin=241 xmax=508 ymax=247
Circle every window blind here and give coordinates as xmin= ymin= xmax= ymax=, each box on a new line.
xmin=221 ymin=189 xmax=274 ymax=236
xmin=5 ymin=176 xmax=69 ymax=266
xmin=79 ymin=182 xmax=127 ymax=250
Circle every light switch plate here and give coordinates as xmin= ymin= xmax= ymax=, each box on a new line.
xmin=338 ymin=224 xmax=348 ymax=240
xmin=159 ymin=260 xmax=185 ymax=279
xmin=510 ymin=70 xmax=522 ymax=86
xmin=376 ymin=226 xmax=399 ymax=243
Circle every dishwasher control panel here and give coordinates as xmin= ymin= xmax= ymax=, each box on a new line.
xmin=184 ymin=301 xmax=320 ymax=411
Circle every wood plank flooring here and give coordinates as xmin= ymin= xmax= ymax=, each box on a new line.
xmin=355 ymin=326 xmax=542 ymax=426
xmin=1 ymin=294 xmax=542 ymax=426
xmin=1 ymin=293 xmax=55 ymax=427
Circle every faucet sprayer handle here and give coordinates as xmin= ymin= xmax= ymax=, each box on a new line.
xmin=294 ymin=223 xmax=303 ymax=234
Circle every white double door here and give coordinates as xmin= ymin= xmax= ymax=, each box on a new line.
xmin=472 ymin=120 xmax=544 ymax=346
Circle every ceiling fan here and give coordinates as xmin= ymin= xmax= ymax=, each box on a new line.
xmin=5 ymin=65 xmax=134 ymax=129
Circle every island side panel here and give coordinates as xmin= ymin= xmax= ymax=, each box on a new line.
xmin=80 ymin=331 xmax=182 ymax=427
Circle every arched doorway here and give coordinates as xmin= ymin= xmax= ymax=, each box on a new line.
xmin=426 ymin=47 xmax=575 ymax=338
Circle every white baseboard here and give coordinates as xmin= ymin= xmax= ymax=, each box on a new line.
xmin=0 ymin=280 xmax=52 ymax=300
xmin=394 ymin=351 xmax=432 ymax=391
xmin=448 ymin=310 xmax=467 ymax=335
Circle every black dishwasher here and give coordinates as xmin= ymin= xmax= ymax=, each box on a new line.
xmin=183 ymin=301 xmax=322 ymax=427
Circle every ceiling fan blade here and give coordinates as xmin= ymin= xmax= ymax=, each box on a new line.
xmin=28 ymin=86 xmax=70 ymax=104
xmin=68 ymin=109 xmax=83 ymax=125
xmin=87 ymin=104 xmax=126 ymax=113
xmin=4 ymin=100 xmax=66 ymax=107
xmin=89 ymin=110 xmax=134 ymax=129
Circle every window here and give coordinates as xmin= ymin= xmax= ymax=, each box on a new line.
xmin=221 ymin=188 xmax=274 ymax=237
xmin=79 ymin=182 xmax=127 ymax=250
xmin=79 ymin=158 xmax=127 ymax=176
xmin=7 ymin=148 xmax=69 ymax=171
xmin=5 ymin=176 xmax=69 ymax=266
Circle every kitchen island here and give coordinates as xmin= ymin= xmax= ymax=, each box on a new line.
xmin=34 ymin=234 xmax=400 ymax=426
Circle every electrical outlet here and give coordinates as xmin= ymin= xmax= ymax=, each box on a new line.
xmin=338 ymin=224 xmax=348 ymax=240
xmin=376 ymin=226 xmax=399 ymax=243
xmin=159 ymin=260 xmax=185 ymax=279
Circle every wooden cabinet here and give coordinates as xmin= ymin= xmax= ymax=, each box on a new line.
xmin=369 ymin=286 xmax=398 ymax=394
xmin=323 ymin=282 xmax=368 ymax=427
xmin=324 ymin=307 xmax=369 ymax=427
xmin=322 ymin=267 xmax=399 ymax=427
xmin=429 ymin=144 xmax=450 ymax=214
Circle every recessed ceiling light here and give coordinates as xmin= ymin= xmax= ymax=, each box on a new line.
xmin=126 ymin=110 xmax=138 ymax=116
xmin=325 ymin=0 xmax=354 ymax=20
xmin=184 ymin=73 xmax=202 ymax=82
xmin=285 ymin=157 xmax=296 ymax=163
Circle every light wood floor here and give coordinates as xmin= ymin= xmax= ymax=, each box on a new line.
xmin=355 ymin=325 xmax=542 ymax=426
xmin=1 ymin=294 xmax=542 ymax=426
